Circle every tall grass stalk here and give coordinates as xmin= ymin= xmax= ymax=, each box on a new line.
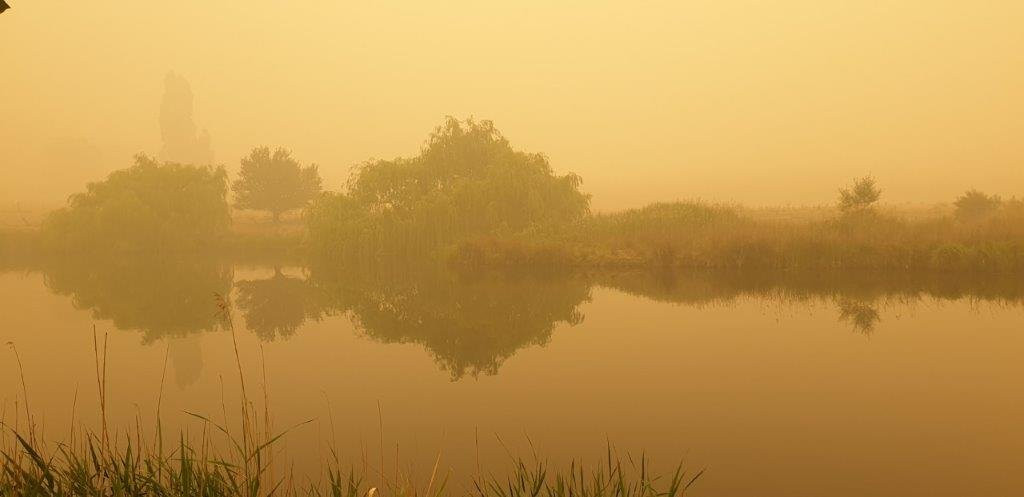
xmin=1 ymin=324 xmax=701 ymax=497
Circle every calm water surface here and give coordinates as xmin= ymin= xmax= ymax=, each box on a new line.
xmin=1 ymin=258 xmax=1022 ymax=497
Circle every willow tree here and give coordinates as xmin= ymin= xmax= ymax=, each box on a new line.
xmin=233 ymin=147 xmax=322 ymax=223
xmin=307 ymin=117 xmax=591 ymax=258
xmin=41 ymin=154 xmax=230 ymax=253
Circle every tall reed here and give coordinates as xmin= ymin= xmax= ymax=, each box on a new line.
xmin=2 ymin=316 xmax=702 ymax=497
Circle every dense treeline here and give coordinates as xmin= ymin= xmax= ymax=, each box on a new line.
xmin=15 ymin=117 xmax=1023 ymax=274
xmin=306 ymin=117 xmax=590 ymax=259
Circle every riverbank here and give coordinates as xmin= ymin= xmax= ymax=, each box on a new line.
xmin=450 ymin=201 xmax=1024 ymax=272
xmin=8 ymin=200 xmax=1024 ymax=274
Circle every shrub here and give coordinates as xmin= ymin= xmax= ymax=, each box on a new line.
xmin=41 ymin=154 xmax=229 ymax=253
xmin=306 ymin=117 xmax=590 ymax=258
xmin=954 ymin=189 xmax=1002 ymax=221
xmin=838 ymin=176 xmax=881 ymax=212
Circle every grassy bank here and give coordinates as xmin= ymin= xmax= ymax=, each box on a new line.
xmin=2 ymin=322 xmax=701 ymax=497
xmin=451 ymin=201 xmax=1024 ymax=272
xmin=1 ymin=426 xmax=699 ymax=497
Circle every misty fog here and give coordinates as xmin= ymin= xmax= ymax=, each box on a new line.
xmin=3 ymin=1 xmax=1022 ymax=209
xmin=2 ymin=4 xmax=1024 ymax=497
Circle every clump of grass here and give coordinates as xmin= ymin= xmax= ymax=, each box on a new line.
xmin=1 ymin=431 xmax=700 ymax=497
xmin=2 ymin=317 xmax=702 ymax=496
xmin=473 ymin=451 xmax=701 ymax=497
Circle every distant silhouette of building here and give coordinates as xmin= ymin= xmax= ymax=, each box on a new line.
xmin=159 ymin=72 xmax=214 ymax=165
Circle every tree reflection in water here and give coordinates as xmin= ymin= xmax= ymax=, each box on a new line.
xmin=234 ymin=267 xmax=329 ymax=341
xmin=29 ymin=255 xmax=1024 ymax=381
xmin=306 ymin=262 xmax=590 ymax=379
xmin=594 ymin=269 xmax=1024 ymax=337
xmin=42 ymin=254 xmax=232 ymax=342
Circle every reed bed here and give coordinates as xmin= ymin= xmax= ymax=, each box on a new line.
xmin=452 ymin=201 xmax=1024 ymax=272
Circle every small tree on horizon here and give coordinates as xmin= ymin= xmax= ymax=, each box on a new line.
xmin=954 ymin=189 xmax=1002 ymax=220
xmin=838 ymin=176 xmax=881 ymax=212
xmin=232 ymin=147 xmax=322 ymax=223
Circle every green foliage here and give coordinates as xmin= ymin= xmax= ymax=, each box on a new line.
xmin=838 ymin=176 xmax=881 ymax=212
xmin=40 ymin=154 xmax=230 ymax=253
xmin=454 ymin=201 xmax=743 ymax=268
xmin=446 ymin=175 xmax=1019 ymax=274
xmin=454 ymin=202 xmax=1024 ymax=273
xmin=584 ymin=202 xmax=741 ymax=242
xmin=954 ymin=189 xmax=1002 ymax=220
xmin=233 ymin=147 xmax=322 ymax=221
xmin=307 ymin=117 xmax=590 ymax=258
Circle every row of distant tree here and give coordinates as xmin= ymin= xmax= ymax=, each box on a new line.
xmin=837 ymin=175 xmax=1012 ymax=220
xmin=37 ymin=117 xmax=589 ymax=253
xmin=38 ymin=146 xmax=323 ymax=252
xmin=38 ymin=116 xmax=1015 ymax=255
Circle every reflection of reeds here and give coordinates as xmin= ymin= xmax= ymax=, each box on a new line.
xmin=837 ymin=300 xmax=882 ymax=335
xmin=1 ymin=329 xmax=702 ymax=496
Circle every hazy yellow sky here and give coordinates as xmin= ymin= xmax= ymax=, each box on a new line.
xmin=2 ymin=1 xmax=1022 ymax=209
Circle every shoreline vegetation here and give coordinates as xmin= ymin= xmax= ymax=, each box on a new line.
xmin=450 ymin=199 xmax=1024 ymax=272
xmin=2 ymin=118 xmax=1020 ymax=274
xmin=1 ymin=431 xmax=699 ymax=497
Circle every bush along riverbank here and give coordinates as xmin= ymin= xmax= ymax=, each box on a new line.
xmin=450 ymin=198 xmax=1024 ymax=272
